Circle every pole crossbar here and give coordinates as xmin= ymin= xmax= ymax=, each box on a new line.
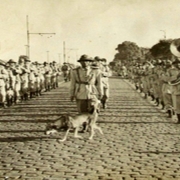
xmin=26 ymin=15 xmax=56 ymax=58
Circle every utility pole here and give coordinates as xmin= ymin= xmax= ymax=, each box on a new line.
xmin=47 ymin=51 xmax=49 ymax=63
xmin=66 ymin=48 xmax=78 ymax=64
xmin=58 ymin=53 xmax=61 ymax=65
xmin=26 ymin=15 xmax=56 ymax=58
xmin=63 ymin=41 xmax=66 ymax=63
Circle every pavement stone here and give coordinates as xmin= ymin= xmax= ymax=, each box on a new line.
xmin=1 ymin=77 xmax=180 ymax=179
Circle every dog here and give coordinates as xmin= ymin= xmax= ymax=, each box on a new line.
xmin=45 ymin=96 xmax=103 ymax=142
xmin=45 ymin=115 xmax=69 ymax=135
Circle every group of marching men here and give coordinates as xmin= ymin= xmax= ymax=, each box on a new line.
xmin=0 ymin=55 xmax=63 ymax=108
xmin=125 ymin=58 xmax=180 ymax=123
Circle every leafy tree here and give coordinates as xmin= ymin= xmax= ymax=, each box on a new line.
xmin=150 ymin=39 xmax=175 ymax=59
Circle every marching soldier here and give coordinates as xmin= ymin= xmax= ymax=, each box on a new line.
xmin=70 ymin=55 xmax=102 ymax=114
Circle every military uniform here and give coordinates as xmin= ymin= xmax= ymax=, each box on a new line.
xmin=70 ymin=55 xmax=102 ymax=113
xmin=43 ymin=62 xmax=52 ymax=91
xmin=168 ymin=60 xmax=180 ymax=122
xmin=0 ymin=63 xmax=8 ymax=107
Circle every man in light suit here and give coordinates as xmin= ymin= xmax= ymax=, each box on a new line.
xmin=70 ymin=55 xmax=102 ymax=114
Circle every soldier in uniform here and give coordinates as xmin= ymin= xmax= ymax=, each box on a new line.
xmin=70 ymin=55 xmax=102 ymax=114
xmin=169 ymin=59 xmax=180 ymax=122
xmin=6 ymin=59 xmax=22 ymax=105
xmin=98 ymin=58 xmax=111 ymax=108
xmin=61 ymin=62 xmax=70 ymax=82
xmin=50 ymin=61 xmax=58 ymax=89
xmin=160 ymin=60 xmax=174 ymax=117
xmin=0 ymin=61 xmax=8 ymax=107
xmin=43 ymin=62 xmax=52 ymax=91
xmin=18 ymin=56 xmax=31 ymax=101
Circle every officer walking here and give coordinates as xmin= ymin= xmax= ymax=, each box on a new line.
xmin=70 ymin=55 xmax=102 ymax=114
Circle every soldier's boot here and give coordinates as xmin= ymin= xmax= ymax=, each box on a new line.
xmin=39 ymin=90 xmax=42 ymax=96
xmin=2 ymin=102 xmax=7 ymax=108
xmin=30 ymin=92 xmax=33 ymax=98
xmin=167 ymin=110 xmax=172 ymax=118
xmin=147 ymin=91 xmax=151 ymax=96
xmin=24 ymin=93 xmax=29 ymax=101
xmin=161 ymin=101 xmax=165 ymax=109
xmin=135 ymin=85 xmax=138 ymax=90
xmin=20 ymin=95 xmax=24 ymax=102
xmin=155 ymin=98 xmax=159 ymax=106
xmin=48 ymin=85 xmax=51 ymax=91
xmin=144 ymin=93 xmax=147 ymax=99
xmin=14 ymin=96 xmax=17 ymax=104
xmin=151 ymin=95 xmax=155 ymax=101
xmin=140 ymin=87 xmax=143 ymax=93
xmin=177 ymin=114 xmax=180 ymax=124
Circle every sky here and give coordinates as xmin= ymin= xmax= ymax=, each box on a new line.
xmin=0 ymin=0 xmax=180 ymax=64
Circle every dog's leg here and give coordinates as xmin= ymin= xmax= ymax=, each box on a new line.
xmin=94 ymin=124 xmax=103 ymax=135
xmin=58 ymin=128 xmax=71 ymax=142
xmin=74 ymin=127 xmax=83 ymax=139
xmin=89 ymin=125 xmax=95 ymax=140
xmin=89 ymin=124 xmax=103 ymax=140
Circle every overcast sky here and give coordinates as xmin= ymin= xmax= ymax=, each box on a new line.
xmin=0 ymin=0 xmax=180 ymax=64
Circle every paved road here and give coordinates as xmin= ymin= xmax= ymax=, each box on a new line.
xmin=0 ymin=77 xmax=180 ymax=180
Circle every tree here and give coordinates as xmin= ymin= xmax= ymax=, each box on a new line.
xmin=150 ymin=39 xmax=175 ymax=59
xmin=114 ymin=41 xmax=145 ymax=64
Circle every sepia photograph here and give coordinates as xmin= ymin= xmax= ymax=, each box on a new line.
xmin=0 ymin=0 xmax=180 ymax=179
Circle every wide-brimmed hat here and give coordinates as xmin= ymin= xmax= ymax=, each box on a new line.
xmin=52 ymin=61 xmax=56 ymax=64
xmin=7 ymin=59 xmax=16 ymax=64
xmin=25 ymin=59 xmax=31 ymax=62
xmin=101 ymin=58 xmax=107 ymax=62
xmin=94 ymin=56 xmax=102 ymax=61
xmin=77 ymin=55 xmax=94 ymax=62
xmin=43 ymin=62 xmax=48 ymax=65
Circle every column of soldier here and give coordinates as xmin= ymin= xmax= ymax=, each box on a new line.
xmin=0 ymin=55 xmax=62 ymax=108
xmin=126 ymin=58 xmax=180 ymax=123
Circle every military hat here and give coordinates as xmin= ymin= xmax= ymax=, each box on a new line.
xmin=25 ymin=58 xmax=31 ymax=62
xmin=34 ymin=61 xmax=40 ymax=65
xmin=7 ymin=59 xmax=16 ymax=64
xmin=94 ymin=56 xmax=102 ymax=61
xmin=43 ymin=62 xmax=48 ymax=65
xmin=101 ymin=58 xmax=107 ymax=62
xmin=77 ymin=55 xmax=93 ymax=62
xmin=52 ymin=61 xmax=56 ymax=64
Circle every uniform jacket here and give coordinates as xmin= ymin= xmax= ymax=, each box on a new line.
xmin=70 ymin=66 xmax=102 ymax=100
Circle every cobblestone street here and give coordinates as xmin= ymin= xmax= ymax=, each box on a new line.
xmin=1 ymin=77 xmax=180 ymax=180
